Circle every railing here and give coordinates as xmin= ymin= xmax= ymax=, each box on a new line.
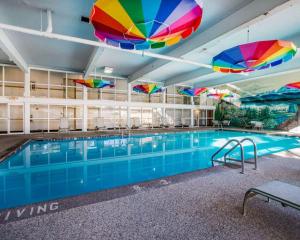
xmin=211 ymin=138 xmax=258 ymax=174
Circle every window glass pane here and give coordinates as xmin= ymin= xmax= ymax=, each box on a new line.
xmin=142 ymin=108 xmax=152 ymax=127
xmin=0 ymin=67 xmax=3 ymax=96
xmin=30 ymin=105 xmax=48 ymax=119
xmin=4 ymin=67 xmax=24 ymax=97
xmin=182 ymin=109 xmax=191 ymax=126
xmin=131 ymin=107 xmax=141 ymax=128
xmin=0 ymin=103 xmax=7 ymax=118
xmin=87 ymin=107 xmax=101 ymax=130
xmin=165 ymin=108 xmax=175 ymax=126
xmin=30 ymin=70 xmax=48 ymax=97
xmin=10 ymin=105 xmax=23 ymax=133
xmin=88 ymin=88 xmax=101 ymax=100
xmin=0 ymin=119 xmax=7 ymax=133
xmin=102 ymin=106 xmax=115 ymax=128
xmin=50 ymin=72 xmax=66 ymax=99
xmin=0 ymin=103 xmax=7 ymax=134
xmin=30 ymin=105 xmax=48 ymax=132
xmin=67 ymin=74 xmax=83 ymax=99
xmin=31 ymin=120 xmax=48 ymax=133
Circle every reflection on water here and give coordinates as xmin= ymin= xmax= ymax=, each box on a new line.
xmin=0 ymin=131 xmax=299 ymax=210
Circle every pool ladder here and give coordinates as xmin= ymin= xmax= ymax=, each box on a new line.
xmin=211 ymin=138 xmax=258 ymax=174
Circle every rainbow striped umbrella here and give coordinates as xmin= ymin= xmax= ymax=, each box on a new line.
xmin=177 ymin=87 xmax=207 ymax=97
xmin=285 ymin=82 xmax=300 ymax=90
xmin=212 ymin=40 xmax=297 ymax=73
xmin=74 ymin=79 xmax=114 ymax=88
xmin=207 ymin=93 xmax=227 ymax=100
xmin=90 ymin=0 xmax=203 ymax=50
xmin=133 ymin=84 xmax=163 ymax=95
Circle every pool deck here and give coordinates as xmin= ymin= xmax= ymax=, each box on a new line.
xmin=0 ymin=128 xmax=299 ymax=239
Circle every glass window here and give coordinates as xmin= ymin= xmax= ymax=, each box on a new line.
xmin=116 ymin=79 xmax=127 ymax=102
xmin=153 ymin=108 xmax=163 ymax=127
xmin=165 ymin=108 xmax=175 ymax=126
xmin=30 ymin=105 xmax=49 ymax=132
xmin=102 ymin=106 xmax=115 ymax=129
xmin=67 ymin=106 xmax=83 ymax=131
xmin=182 ymin=109 xmax=191 ymax=126
xmin=142 ymin=108 xmax=152 ymax=128
xmin=0 ymin=103 xmax=8 ymax=133
xmin=87 ymin=107 xmax=101 ymax=130
xmin=166 ymin=86 xmax=175 ymax=104
xmin=67 ymin=74 xmax=83 ymax=100
xmin=0 ymin=66 xmax=3 ymax=96
xmin=49 ymin=105 xmax=65 ymax=132
xmin=50 ymin=72 xmax=66 ymax=99
xmin=4 ymin=67 xmax=24 ymax=97
xmin=88 ymin=88 xmax=101 ymax=100
xmin=30 ymin=70 xmax=48 ymax=98
xmin=10 ymin=105 xmax=23 ymax=133
xmin=131 ymin=107 xmax=141 ymax=128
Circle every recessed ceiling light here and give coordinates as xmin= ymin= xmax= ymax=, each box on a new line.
xmin=104 ymin=67 xmax=113 ymax=74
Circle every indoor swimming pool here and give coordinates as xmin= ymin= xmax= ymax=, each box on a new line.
xmin=0 ymin=130 xmax=299 ymax=210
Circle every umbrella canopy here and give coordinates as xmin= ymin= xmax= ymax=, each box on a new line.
xmin=90 ymin=0 xmax=203 ymax=50
xmin=133 ymin=84 xmax=164 ymax=95
xmin=212 ymin=40 xmax=297 ymax=73
xmin=177 ymin=87 xmax=207 ymax=97
xmin=207 ymin=93 xmax=232 ymax=100
xmin=285 ymin=82 xmax=300 ymax=90
xmin=74 ymin=79 xmax=114 ymax=88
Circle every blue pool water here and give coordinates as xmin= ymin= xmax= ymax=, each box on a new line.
xmin=0 ymin=130 xmax=299 ymax=210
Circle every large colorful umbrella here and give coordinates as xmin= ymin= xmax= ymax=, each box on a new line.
xmin=285 ymin=82 xmax=300 ymax=90
xmin=207 ymin=93 xmax=233 ymax=100
xmin=177 ymin=87 xmax=207 ymax=97
xmin=212 ymin=40 xmax=297 ymax=73
xmin=90 ymin=0 xmax=203 ymax=50
xmin=133 ymin=84 xmax=163 ymax=94
xmin=74 ymin=79 xmax=114 ymax=88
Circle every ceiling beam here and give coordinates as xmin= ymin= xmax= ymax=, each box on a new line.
xmin=128 ymin=0 xmax=292 ymax=83
xmin=0 ymin=23 xmax=210 ymax=72
xmin=83 ymin=47 xmax=105 ymax=79
xmin=0 ymin=29 xmax=28 ymax=72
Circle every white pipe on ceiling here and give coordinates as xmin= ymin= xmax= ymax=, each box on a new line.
xmin=46 ymin=10 xmax=53 ymax=33
xmin=0 ymin=22 xmax=212 ymax=70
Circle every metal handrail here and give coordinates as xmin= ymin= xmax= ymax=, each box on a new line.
xmin=211 ymin=139 xmax=242 ymax=168
xmin=224 ymin=138 xmax=257 ymax=170
xmin=211 ymin=138 xmax=258 ymax=174
xmin=241 ymin=138 xmax=257 ymax=170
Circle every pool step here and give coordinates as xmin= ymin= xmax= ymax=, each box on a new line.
xmin=211 ymin=138 xmax=258 ymax=174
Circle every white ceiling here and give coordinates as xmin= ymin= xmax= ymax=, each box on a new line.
xmin=0 ymin=48 xmax=11 ymax=64
xmin=0 ymin=0 xmax=300 ymax=94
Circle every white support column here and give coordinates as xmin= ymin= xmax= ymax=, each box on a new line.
xmin=23 ymin=71 xmax=30 ymax=134
xmin=127 ymin=83 xmax=131 ymax=129
xmin=2 ymin=66 xmax=4 ymax=96
xmin=162 ymin=89 xmax=166 ymax=124
xmin=24 ymin=71 xmax=30 ymax=97
xmin=83 ymin=87 xmax=88 ymax=132
xmin=0 ymin=29 xmax=28 ymax=73
xmin=7 ymin=104 xmax=10 ymax=134
xmin=191 ymin=97 xmax=194 ymax=127
xmin=24 ymin=103 xmax=31 ymax=134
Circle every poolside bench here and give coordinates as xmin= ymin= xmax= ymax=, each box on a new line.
xmin=242 ymin=181 xmax=300 ymax=216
